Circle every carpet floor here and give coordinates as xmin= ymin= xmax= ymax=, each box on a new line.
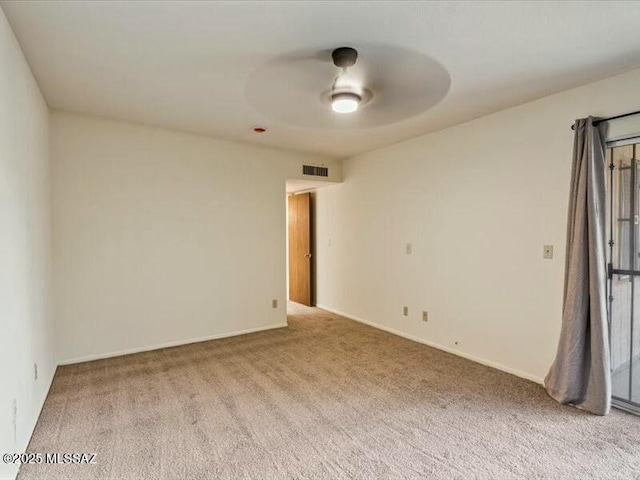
xmin=19 ymin=303 xmax=640 ymax=480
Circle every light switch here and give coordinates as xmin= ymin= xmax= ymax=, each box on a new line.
xmin=543 ymin=245 xmax=554 ymax=259
xmin=406 ymin=243 xmax=412 ymax=254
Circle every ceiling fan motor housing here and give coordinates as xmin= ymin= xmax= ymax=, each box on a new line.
xmin=332 ymin=47 xmax=358 ymax=68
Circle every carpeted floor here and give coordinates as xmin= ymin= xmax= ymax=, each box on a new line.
xmin=19 ymin=304 xmax=640 ymax=480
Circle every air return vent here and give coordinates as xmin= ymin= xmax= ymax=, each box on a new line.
xmin=303 ymin=165 xmax=329 ymax=177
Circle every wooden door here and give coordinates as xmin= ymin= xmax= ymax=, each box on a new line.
xmin=288 ymin=193 xmax=312 ymax=306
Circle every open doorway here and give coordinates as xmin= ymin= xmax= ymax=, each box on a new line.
xmin=285 ymin=179 xmax=340 ymax=315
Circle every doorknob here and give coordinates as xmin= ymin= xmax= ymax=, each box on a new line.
xmin=304 ymin=253 xmax=312 ymax=259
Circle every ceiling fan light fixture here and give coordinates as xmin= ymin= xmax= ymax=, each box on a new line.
xmin=331 ymin=91 xmax=361 ymax=114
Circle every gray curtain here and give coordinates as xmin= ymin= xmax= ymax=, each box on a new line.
xmin=544 ymin=117 xmax=611 ymax=416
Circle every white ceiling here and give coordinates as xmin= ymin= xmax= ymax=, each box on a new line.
xmin=3 ymin=1 xmax=640 ymax=159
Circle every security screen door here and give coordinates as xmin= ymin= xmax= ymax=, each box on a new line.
xmin=607 ymin=142 xmax=640 ymax=414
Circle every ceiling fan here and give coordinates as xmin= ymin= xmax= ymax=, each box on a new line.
xmin=245 ymin=44 xmax=451 ymax=129
xmin=327 ymin=46 xmax=372 ymax=114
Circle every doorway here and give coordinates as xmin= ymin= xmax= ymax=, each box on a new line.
xmin=607 ymin=140 xmax=640 ymax=414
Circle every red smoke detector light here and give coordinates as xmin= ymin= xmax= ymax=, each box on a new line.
xmin=253 ymin=126 xmax=267 ymax=133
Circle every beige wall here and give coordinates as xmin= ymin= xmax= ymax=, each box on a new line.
xmin=315 ymin=67 xmax=640 ymax=383
xmin=51 ymin=112 xmax=339 ymax=364
xmin=0 ymin=8 xmax=55 ymax=480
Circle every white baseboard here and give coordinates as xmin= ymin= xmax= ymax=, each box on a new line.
xmin=58 ymin=323 xmax=289 ymax=366
xmin=316 ymin=304 xmax=544 ymax=385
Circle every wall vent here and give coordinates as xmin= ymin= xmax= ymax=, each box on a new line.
xmin=303 ymin=165 xmax=329 ymax=177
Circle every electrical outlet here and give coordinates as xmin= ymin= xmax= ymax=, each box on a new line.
xmin=422 ymin=311 xmax=428 ymax=322
xmin=272 ymin=299 xmax=278 ymax=309
xmin=403 ymin=306 xmax=409 ymax=316
xmin=34 ymin=363 xmax=38 ymax=381
xmin=543 ymin=245 xmax=554 ymax=259
xmin=405 ymin=243 xmax=412 ymax=254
